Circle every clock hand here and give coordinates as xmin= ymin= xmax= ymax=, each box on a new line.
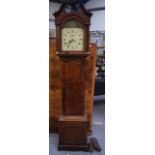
xmin=68 ymin=39 xmax=74 ymax=44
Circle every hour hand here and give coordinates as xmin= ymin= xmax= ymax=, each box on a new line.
xmin=68 ymin=39 xmax=73 ymax=44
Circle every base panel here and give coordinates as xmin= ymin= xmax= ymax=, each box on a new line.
xmin=58 ymin=115 xmax=88 ymax=151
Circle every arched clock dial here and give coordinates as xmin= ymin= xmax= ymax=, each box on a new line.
xmin=62 ymin=28 xmax=84 ymax=51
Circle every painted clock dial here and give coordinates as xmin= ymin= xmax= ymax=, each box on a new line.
xmin=62 ymin=28 xmax=84 ymax=51
xmin=61 ymin=19 xmax=84 ymax=51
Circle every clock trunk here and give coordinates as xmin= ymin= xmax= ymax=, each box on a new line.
xmin=62 ymin=59 xmax=85 ymax=115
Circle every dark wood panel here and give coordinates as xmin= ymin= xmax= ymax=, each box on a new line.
xmin=58 ymin=115 xmax=88 ymax=151
xmin=63 ymin=60 xmax=84 ymax=115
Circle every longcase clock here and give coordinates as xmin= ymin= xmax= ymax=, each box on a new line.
xmin=54 ymin=2 xmax=92 ymax=151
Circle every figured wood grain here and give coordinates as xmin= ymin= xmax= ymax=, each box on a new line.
xmin=84 ymin=44 xmax=96 ymax=132
xmin=49 ymin=38 xmax=63 ymax=132
xmin=49 ymin=39 xmax=96 ymax=133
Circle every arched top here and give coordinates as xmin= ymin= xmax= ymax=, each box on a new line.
xmin=63 ymin=19 xmax=83 ymax=28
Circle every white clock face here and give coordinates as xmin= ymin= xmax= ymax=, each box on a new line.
xmin=62 ymin=28 xmax=84 ymax=51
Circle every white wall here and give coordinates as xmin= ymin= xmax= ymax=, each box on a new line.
xmin=84 ymin=0 xmax=105 ymax=9
xmin=49 ymin=0 xmax=105 ymax=31
xmin=89 ymin=10 xmax=105 ymax=31
xmin=85 ymin=0 xmax=105 ymax=31
xmin=49 ymin=2 xmax=61 ymax=29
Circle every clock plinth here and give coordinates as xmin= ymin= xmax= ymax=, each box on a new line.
xmin=54 ymin=2 xmax=92 ymax=151
xmin=58 ymin=114 xmax=89 ymax=151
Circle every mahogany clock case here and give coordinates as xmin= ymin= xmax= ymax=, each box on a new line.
xmin=51 ymin=2 xmax=93 ymax=151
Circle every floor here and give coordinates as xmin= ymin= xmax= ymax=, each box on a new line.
xmin=49 ymin=95 xmax=105 ymax=155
